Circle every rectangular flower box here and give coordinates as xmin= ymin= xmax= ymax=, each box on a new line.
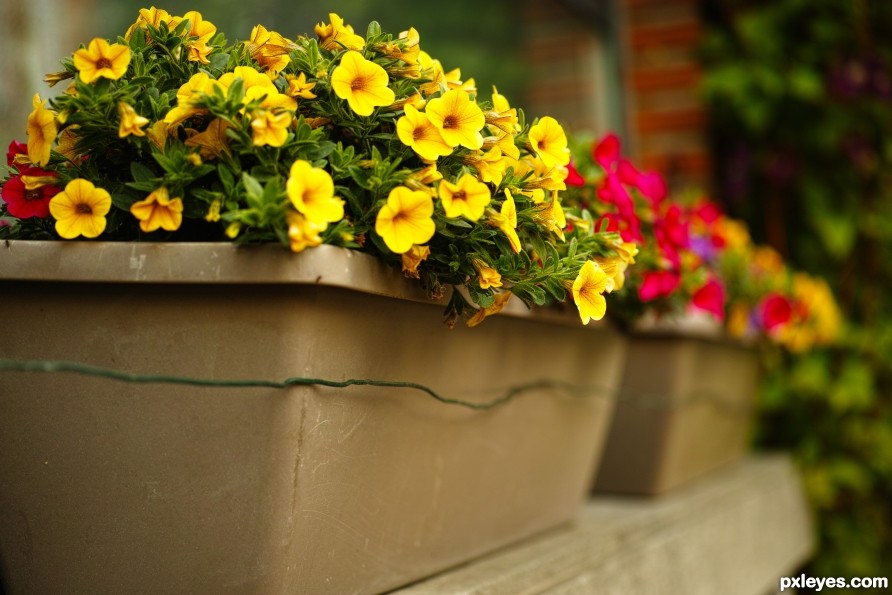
xmin=0 ymin=241 xmax=627 ymax=595
xmin=592 ymin=326 xmax=758 ymax=496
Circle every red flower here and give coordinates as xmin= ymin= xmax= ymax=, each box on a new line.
xmin=638 ymin=269 xmax=681 ymax=302
xmin=1 ymin=173 xmax=59 ymax=219
xmin=593 ymin=132 xmax=620 ymax=168
xmin=565 ymin=159 xmax=585 ymax=187
xmin=691 ymin=277 xmax=726 ymax=321
xmin=759 ymin=293 xmax=793 ymax=331
xmin=6 ymin=140 xmax=28 ymax=167
xmin=617 ymin=159 xmax=667 ymax=205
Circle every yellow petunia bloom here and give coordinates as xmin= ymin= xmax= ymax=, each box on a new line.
xmin=425 ymin=88 xmax=485 ymax=150
xmin=118 ymin=102 xmax=149 ymax=138
xmin=26 ymin=94 xmax=57 ymax=166
xmin=331 ymin=51 xmax=396 ymax=116
xmin=375 ymin=186 xmax=436 ymax=254
xmin=528 ymin=116 xmax=570 ymax=169
xmin=488 ymin=190 xmax=521 ymax=253
xmin=163 ymin=72 xmax=217 ymax=126
xmin=468 ymin=146 xmax=508 ymax=187
xmin=285 ymin=72 xmax=317 ymax=99
xmin=125 ymin=7 xmax=174 ymax=40
xmin=251 ymin=109 xmax=292 ymax=147
xmin=73 ymin=38 xmax=131 ymax=84
xmin=401 ymin=244 xmax=431 ymax=278
xmin=466 ymin=291 xmax=513 ymax=327
xmin=397 ymin=104 xmax=452 ymax=161
xmin=130 ymin=186 xmax=184 ymax=233
xmin=184 ymin=118 xmax=230 ymax=159
xmin=247 ymin=24 xmax=294 ymax=75
xmin=49 ymin=179 xmax=112 ymax=239
xmin=315 ymin=13 xmax=366 ymax=51
xmin=286 ymin=212 xmax=325 ymax=253
xmin=176 ymin=11 xmax=217 ymax=64
xmin=438 ymin=173 xmax=491 ymax=221
xmin=417 ymin=51 xmax=446 ymax=96
xmin=472 ymin=258 xmax=502 ymax=289
xmin=572 ymin=260 xmax=609 ymax=325
xmin=286 ymin=160 xmax=344 ymax=225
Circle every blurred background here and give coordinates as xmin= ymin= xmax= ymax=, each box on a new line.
xmin=3 ymin=0 xmax=889 ymax=584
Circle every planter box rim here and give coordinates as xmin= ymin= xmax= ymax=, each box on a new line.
xmin=0 ymin=239 xmax=610 ymax=331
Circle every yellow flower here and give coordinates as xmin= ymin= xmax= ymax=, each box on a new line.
xmin=285 ymin=72 xmax=317 ymax=99
xmin=472 ymin=258 xmax=502 ymax=289
xmin=528 ymin=116 xmax=570 ymax=169
xmin=73 ymin=38 xmax=131 ymax=84
xmin=331 ymin=51 xmax=396 ymax=116
xmin=466 ymin=291 xmax=513 ymax=327
xmin=184 ymin=118 xmax=231 ymax=159
xmin=247 ymin=24 xmax=294 ymax=75
xmin=375 ymin=186 xmax=436 ymax=254
xmin=286 ymin=160 xmax=344 ymax=225
xmin=488 ymin=190 xmax=521 ymax=253
xmin=205 ymin=199 xmax=222 ymax=222
xmin=251 ymin=110 xmax=292 ymax=147
xmin=417 ymin=51 xmax=446 ymax=96
xmin=488 ymin=86 xmax=519 ymax=134
xmin=425 ymin=88 xmax=485 ymax=150
xmin=49 ymin=179 xmax=112 ymax=239
xmin=286 ymin=212 xmax=325 ymax=253
xmin=26 ymin=94 xmax=57 ymax=166
xmin=572 ymin=260 xmax=609 ymax=324
xmin=438 ymin=173 xmax=491 ymax=220
xmin=401 ymin=244 xmax=431 ymax=278
xmin=468 ymin=146 xmax=508 ymax=186
xmin=118 ymin=102 xmax=149 ymax=138
xmin=125 ymin=7 xmax=174 ymax=40
xmin=163 ymin=72 xmax=216 ymax=126
xmin=315 ymin=13 xmax=366 ymax=51
xmin=177 ymin=11 xmax=217 ymax=64
xmin=396 ymin=104 xmax=452 ymax=161
xmin=130 ymin=187 xmax=184 ymax=233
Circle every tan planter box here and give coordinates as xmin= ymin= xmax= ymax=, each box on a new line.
xmin=0 ymin=241 xmax=626 ymax=595
xmin=593 ymin=323 xmax=758 ymax=496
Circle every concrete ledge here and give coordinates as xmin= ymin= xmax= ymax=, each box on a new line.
xmin=396 ymin=455 xmax=813 ymax=595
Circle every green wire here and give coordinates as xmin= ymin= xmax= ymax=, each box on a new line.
xmin=0 ymin=358 xmax=753 ymax=415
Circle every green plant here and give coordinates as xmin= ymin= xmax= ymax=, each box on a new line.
xmin=1 ymin=6 xmax=630 ymax=328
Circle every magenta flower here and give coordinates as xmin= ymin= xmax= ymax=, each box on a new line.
xmin=1 ymin=173 xmax=59 ymax=219
xmin=691 ymin=277 xmax=726 ymax=321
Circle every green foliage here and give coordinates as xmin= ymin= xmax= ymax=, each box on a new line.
xmin=701 ymin=0 xmax=892 ymax=579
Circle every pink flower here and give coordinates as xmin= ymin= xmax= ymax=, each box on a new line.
xmin=638 ymin=269 xmax=681 ymax=301
xmin=759 ymin=293 xmax=793 ymax=331
xmin=1 ymin=173 xmax=59 ymax=219
xmin=617 ymin=159 xmax=667 ymax=205
xmin=691 ymin=277 xmax=726 ymax=321
xmin=593 ymin=132 xmax=620 ymax=168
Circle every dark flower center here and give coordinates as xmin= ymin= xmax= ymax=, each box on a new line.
xmin=96 ymin=58 xmax=113 ymax=70
xmin=443 ymin=116 xmax=458 ymax=129
xmin=76 ymin=203 xmax=93 ymax=215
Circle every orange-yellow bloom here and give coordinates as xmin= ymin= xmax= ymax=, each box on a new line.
xmin=26 ymin=94 xmax=57 ymax=166
xmin=73 ymin=38 xmax=131 ymax=84
xmin=401 ymin=244 xmax=430 ymax=278
xmin=251 ymin=110 xmax=292 ymax=147
xmin=130 ymin=186 xmax=184 ymax=232
xmin=286 ymin=212 xmax=325 ymax=253
xmin=331 ymin=51 xmax=395 ymax=116
xmin=396 ymin=104 xmax=452 ymax=161
xmin=528 ymin=116 xmax=570 ymax=169
xmin=466 ymin=291 xmax=513 ymax=327
xmin=438 ymin=173 xmax=491 ymax=220
xmin=286 ymin=160 xmax=344 ymax=225
xmin=176 ymin=11 xmax=217 ymax=63
xmin=247 ymin=24 xmax=294 ymax=75
xmin=488 ymin=190 xmax=521 ymax=253
xmin=572 ymin=260 xmax=609 ymax=324
xmin=315 ymin=13 xmax=365 ymax=51
xmin=49 ymin=179 xmax=112 ymax=239
xmin=118 ymin=102 xmax=149 ymax=138
xmin=425 ymin=88 xmax=485 ymax=150
xmin=285 ymin=72 xmax=317 ymax=99
xmin=472 ymin=258 xmax=502 ymax=289
xmin=375 ymin=186 xmax=436 ymax=254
